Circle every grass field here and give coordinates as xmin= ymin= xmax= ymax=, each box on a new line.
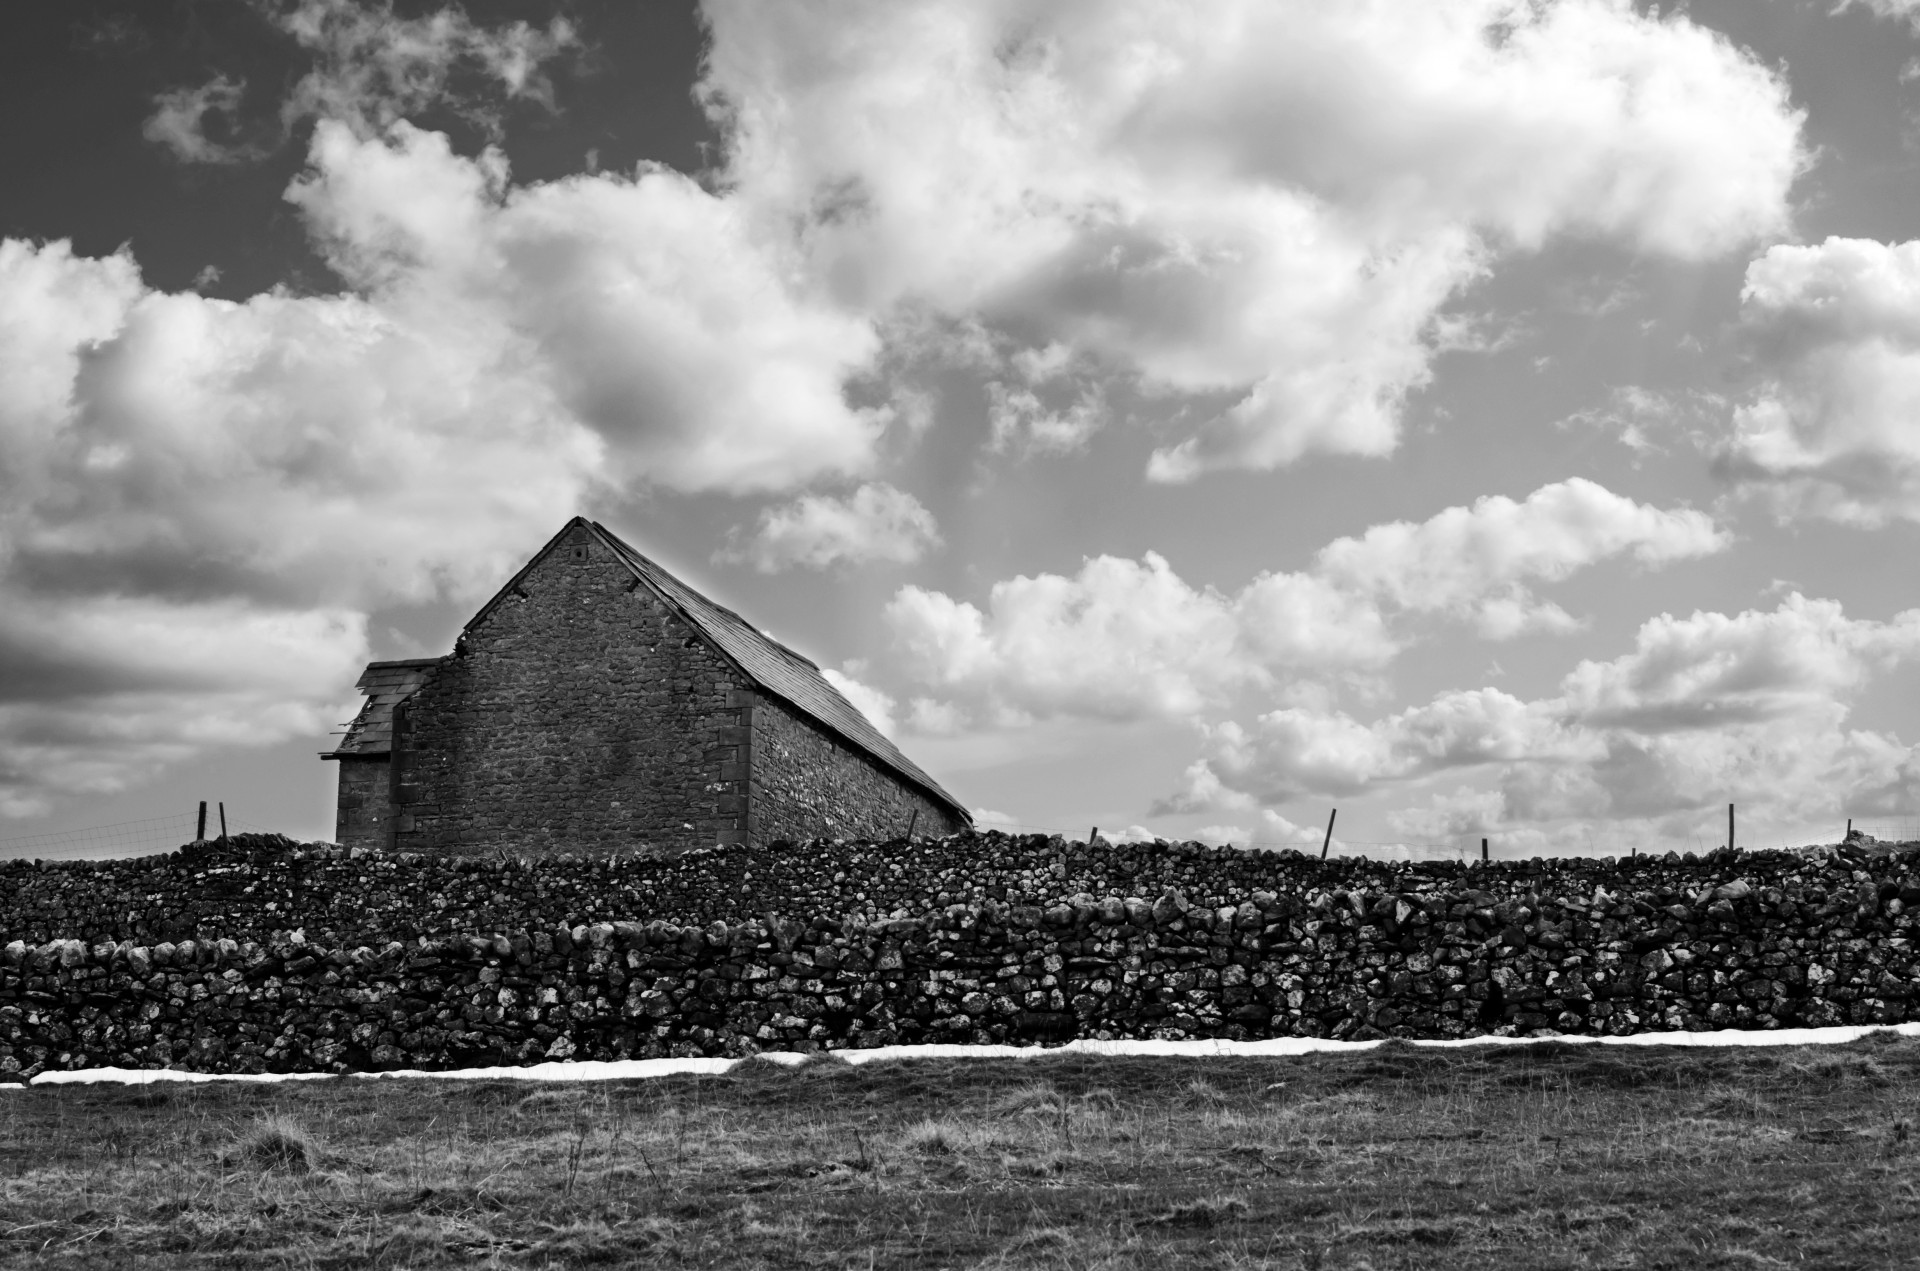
xmin=5 ymin=1036 xmax=1920 ymax=1269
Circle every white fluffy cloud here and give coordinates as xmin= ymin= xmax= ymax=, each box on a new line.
xmin=1173 ymin=594 xmax=1920 ymax=836
xmin=886 ymin=553 xmax=1286 ymax=726
xmin=883 ymin=479 xmax=1724 ymax=728
xmin=1170 ymin=688 xmax=1601 ymax=807
xmin=1721 ymin=237 xmax=1920 ymax=525
xmin=723 ymin=483 xmax=940 ymax=573
xmin=290 ymin=122 xmax=887 ymax=493
xmin=704 ymin=0 xmax=1805 ymax=478
xmin=1313 ymin=478 xmax=1726 ymax=638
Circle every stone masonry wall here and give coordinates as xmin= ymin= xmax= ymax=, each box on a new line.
xmin=9 ymin=832 xmax=1920 ymax=1077
xmin=332 ymin=756 xmax=390 ymax=851
xmin=396 ymin=525 xmax=751 ymax=856
xmin=749 ymin=690 xmax=968 ymax=846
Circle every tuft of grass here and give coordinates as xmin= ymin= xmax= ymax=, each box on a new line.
xmin=991 ymin=1080 xmax=1065 ymax=1116
xmin=1181 ymin=1077 xmax=1231 ymax=1105
xmin=897 ymin=1117 xmax=1005 ymax=1155
xmin=227 ymin=1112 xmax=321 ymax=1173
xmin=1138 ymin=1195 xmax=1249 ymax=1227
xmin=1693 ymin=1085 xmax=1776 ymax=1119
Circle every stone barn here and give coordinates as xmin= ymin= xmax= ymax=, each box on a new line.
xmin=323 ymin=517 xmax=971 ymax=855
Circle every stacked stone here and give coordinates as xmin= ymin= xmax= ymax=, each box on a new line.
xmin=6 ymin=836 xmax=1920 ymax=1078
xmin=3 ymin=831 xmax=1911 ymax=955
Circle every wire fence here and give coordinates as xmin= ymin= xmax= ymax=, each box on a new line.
xmin=974 ymin=819 xmax=1476 ymax=862
xmin=0 ymin=809 xmax=285 ymax=859
xmin=0 ymin=814 xmax=199 ymax=859
xmin=1 ymin=809 xmax=1903 ymax=864
xmin=1849 ymin=820 xmax=1920 ymax=845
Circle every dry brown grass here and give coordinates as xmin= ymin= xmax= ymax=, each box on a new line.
xmin=7 ymin=1033 xmax=1920 ymax=1267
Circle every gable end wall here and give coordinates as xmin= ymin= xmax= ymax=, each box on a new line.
xmin=748 ymin=690 xmax=968 ymax=845
xmin=391 ymin=527 xmax=753 ymax=856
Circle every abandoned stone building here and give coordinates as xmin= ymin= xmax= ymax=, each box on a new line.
xmin=323 ymin=518 xmax=971 ymax=855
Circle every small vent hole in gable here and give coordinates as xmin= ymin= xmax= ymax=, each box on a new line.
xmin=571 ymin=546 xmax=588 ymax=561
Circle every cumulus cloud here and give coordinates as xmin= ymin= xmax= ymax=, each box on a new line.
xmin=289 ymin=121 xmax=885 ymax=492
xmin=722 ymin=483 xmax=940 ymax=572
xmin=1719 ymin=237 xmax=1920 ymax=526
xmin=1313 ymin=478 xmax=1727 ymax=638
xmin=884 ymin=553 xmax=1389 ymax=728
xmin=882 ymin=479 xmax=1724 ymax=728
xmin=0 ymin=108 xmax=891 ymax=814
xmin=1170 ymin=688 xmax=1600 ymax=806
xmin=704 ymin=0 xmax=1804 ymax=478
xmin=1173 ymin=594 xmax=1920 ymax=837
xmin=0 ymin=230 xmax=585 ymax=813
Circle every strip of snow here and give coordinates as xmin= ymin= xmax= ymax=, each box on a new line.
xmin=14 ymin=1022 xmax=1920 ymax=1088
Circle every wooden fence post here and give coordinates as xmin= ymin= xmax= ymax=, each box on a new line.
xmin=1728 ymin=803 xmax=1735 ymax=853
xmin=218 ymin=802 xmax=227 ymax=844
xmin=1320 ymin=809 xmax=1337 ymax=861
xmin=905 ymin=809 xmax=918 ymax=842
xmin=1481 ymin=837 xmax=1488 ymax=863
xmin=196 ymin=801 xmax=207 ymax=842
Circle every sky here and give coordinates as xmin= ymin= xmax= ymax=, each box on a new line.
xmin=11 ymin=0 xmax=1920 ymax=860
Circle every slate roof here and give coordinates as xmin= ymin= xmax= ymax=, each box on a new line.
xmin=325 ymin=658 xmax=443 ymax=758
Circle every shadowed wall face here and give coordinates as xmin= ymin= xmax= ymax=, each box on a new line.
xmin=750 ymin=691 xmax=967 ymax=845
xmin=333 ymin=758 xmax=388 ymax=848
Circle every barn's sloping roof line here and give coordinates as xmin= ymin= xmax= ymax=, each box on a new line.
xmin=584 ymin=519 xmax=970 ymax=822
xmin=324 ymin=658 xmax=443 ymax=758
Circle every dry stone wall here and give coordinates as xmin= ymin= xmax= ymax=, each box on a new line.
xmin=5 ymin=832 xmax=1920 ymax=1078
